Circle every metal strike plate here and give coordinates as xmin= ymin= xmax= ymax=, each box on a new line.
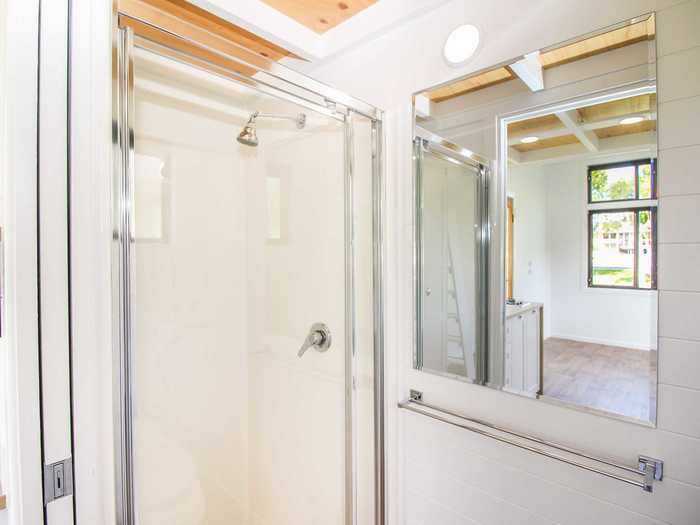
xmin=44 ymin=458 xmax=73 ymax=505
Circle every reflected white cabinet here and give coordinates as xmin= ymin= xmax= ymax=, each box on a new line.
xmin=504 ymin=304 xmax=542 ymax=397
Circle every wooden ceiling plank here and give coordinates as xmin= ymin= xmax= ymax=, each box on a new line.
xmin=578 ymin=94 xmax=656 ymax=122
xmin=119 ymin=13 xmax=257 ymax=78
xmin=261 ymin=0 xmax=377 ymax=34
xmin=540 ymin=16 xmax=655 ymax=69
xmin=430 ymin=67 xmax=515 ymax=102
xmin=507 ymin=114 xmax=564 ymax=136
xmin=511 ymin=133 xmax=580 ymax=152
xmin=119 ymin=0 xmax=295 ymax=62
xmin=594 ymin=119 xmax=657 ymax=139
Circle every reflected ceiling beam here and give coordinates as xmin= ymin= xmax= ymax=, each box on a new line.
xmin=554 ymin=109 xmax=599 ymax=152
xmin=415 ymin=94 xmax=431 ymax=118
xmin=507 ymin=111 xmax=657 ymax=145
xmin=508 ymin=147 xmax=522 ymax=165
xmin=509 ymin=51 xmax=544 ymax=92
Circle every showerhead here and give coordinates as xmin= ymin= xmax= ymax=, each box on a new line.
xmin=237 ymin=122 xmax=259 ymax=147
xmin=237 ymin=111 xmax=259 ymax=147
xmin=236 ymin=111 xmax=306 ymax=147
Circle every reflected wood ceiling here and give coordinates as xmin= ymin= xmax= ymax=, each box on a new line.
xmin=511 ymin=134 xmax=579 ymax=153
xmin=578 ymin=93 xmax=657 ymax=122
xmin=261 ymin=0 xmax=377 ymax=33
xmin=428 ymin=15 xmax=655 ymax=103
xmin=507 ymin=114 xmax=563 ymax=136
xmin=594 ymin=119 xmax=657 ymax=139
xmin=539 ymin=14 xmax=655 ymax=69
xmin=508 ymin=94 xmax=657 ymax=153
xmin=430 ymin=67 xmax=515 ymax=102
xmin=118 ymin=0 xmax=297 ymax=79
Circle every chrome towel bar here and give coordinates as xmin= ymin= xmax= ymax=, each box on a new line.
xmin=399 ymin=391 xmax=663 ymax=493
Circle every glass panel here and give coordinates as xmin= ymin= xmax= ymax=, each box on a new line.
xmin=590 ymin=165 xmax=636 ymax=202
xmin=638 ymin=210 xmax=654 ymax=289
xmin=639 ymin=163 xmax=653 ymax=199
xmin=131 ymin=48 xmax=351 ymax=525
xmin=419 ymin=151 xmax=481 ymax=380
xmin=590 ymin=211 xmax=635 ymax=287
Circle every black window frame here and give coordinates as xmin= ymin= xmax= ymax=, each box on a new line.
xmin=587 ymin=158 xmax=657 ymax=204
xmin=587 ymin=207 xmax=658 ymax=290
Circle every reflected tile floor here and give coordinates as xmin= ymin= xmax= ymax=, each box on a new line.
xmin=542 ymin=338 xmax=657 ymax=422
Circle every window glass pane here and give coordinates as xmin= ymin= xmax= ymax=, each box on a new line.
xmin=638 ymin=210 xmax=654 ymax=289
xmin=591 ymin=211 xmax=635 ymax=287
xmin=639 ymin=163 xmax=653 ymax=199
xmin=590 ymin=165 xmax=636 ymax=202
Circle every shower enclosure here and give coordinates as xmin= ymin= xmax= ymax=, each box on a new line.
xmin=113 ymin=19 xmax=383 ymax=525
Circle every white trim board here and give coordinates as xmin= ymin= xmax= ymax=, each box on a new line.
xmin=546 ymin=334 xmax=655 ymax=352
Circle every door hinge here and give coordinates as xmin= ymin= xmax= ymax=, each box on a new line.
xmin=44 ymin=458 xmax=73 ymax=505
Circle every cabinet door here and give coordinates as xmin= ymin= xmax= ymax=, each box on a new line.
xmin=524 ymin=309 xmax=540 ymax=394
xmin=509 ymin=316 xmax=525 ymax=391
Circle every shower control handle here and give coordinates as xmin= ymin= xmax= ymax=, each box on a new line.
xmin=298 ymin=323 xmax=332 ymax=358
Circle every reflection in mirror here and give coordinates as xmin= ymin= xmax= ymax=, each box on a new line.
xmin=414 ymin=14 xmax=658 ymax=424
xmin=415 ymin=139 xmax=487 ymax=382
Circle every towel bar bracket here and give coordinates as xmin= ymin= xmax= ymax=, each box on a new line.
xmin=638 ymin=455 xmax=664 ymax=493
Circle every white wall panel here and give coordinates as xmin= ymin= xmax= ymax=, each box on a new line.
xmin=656 ymin=0 xmax=700 ymax=57
xmin=657 ymin=46 xmax=700 ymax=103
xmin=658 ymin=195 xmax=700 ymax=243
xmin=658 ymin=146 xmax=700 ymax=196
xmin=658 ymin=337 xmax=700 ymax=390
xmin=657 ymin=96 xmax=700 ymax=150
xmin=658 ymin=244 xmax=700 ymax=291
xmin=657 ymin=384 xmax=700 ymax=438
xmin=659 ymin=291 xmax=700 ymax=341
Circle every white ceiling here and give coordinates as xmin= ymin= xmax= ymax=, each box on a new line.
xmin=188 ymin=0 xmax=454 ymax=62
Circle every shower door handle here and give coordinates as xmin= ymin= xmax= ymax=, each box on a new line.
xmin=298 ymin=323 xmax=332 ymax=358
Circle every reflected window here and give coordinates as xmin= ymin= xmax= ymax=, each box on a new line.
xmin=588 ymin=159 xmax=657 ymax=290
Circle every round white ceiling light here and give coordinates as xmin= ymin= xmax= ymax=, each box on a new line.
xmin=520 ymin=136 xmax=539 ymax=144
xmin=443 ymin=24 xmax=480 ymax=65
xmin=620 ymin=116 xmax=645 ymax=125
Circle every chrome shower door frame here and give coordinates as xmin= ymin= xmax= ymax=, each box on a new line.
xmin=111 ymin=22 xmax=385 ymax=525
xmin=412 ymin=132 xmax=490 ymax=384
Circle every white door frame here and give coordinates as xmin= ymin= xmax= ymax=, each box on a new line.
xmin=1 ymin=0 xmax=44 ymax=524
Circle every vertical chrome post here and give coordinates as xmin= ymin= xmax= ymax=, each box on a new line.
xmin=413 ymin=138 xmax=424 ymax=370
xmin=476 ymin=164 xmax=490 ymax=384
xmin=112 ymin=26 xmax=135 ymax=525
xmin=372 ymin=118 xmax=386 ymax=525
xmin=344 ymin=114 xmax=357 ymax=525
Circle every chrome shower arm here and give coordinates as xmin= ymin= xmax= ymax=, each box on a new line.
xmin=252 ymin=112 xmax=306 ymax=129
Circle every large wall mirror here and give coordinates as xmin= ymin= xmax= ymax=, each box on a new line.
xmin=413 ymin=14 xmax=658 ymax=425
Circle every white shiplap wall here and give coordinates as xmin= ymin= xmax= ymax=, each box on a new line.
xmin=309 ymin=0 xmax=700 ymax=523
xmin=402 ymin=3 xmax=700 ymax=524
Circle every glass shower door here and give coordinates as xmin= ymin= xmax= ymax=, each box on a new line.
xmin=126 ymin=45 xmax=351 ymax=525
xmin=415 ymin=140 xmax=487 ymax=384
